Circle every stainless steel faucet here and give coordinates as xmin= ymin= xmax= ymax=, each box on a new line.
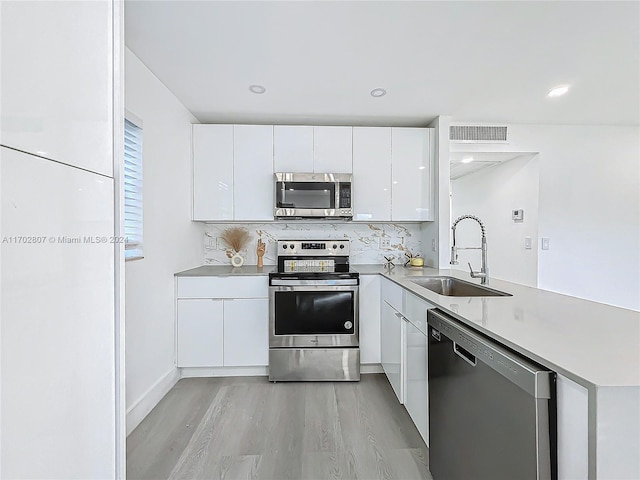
xmin=450 ymin=215 xmax=488 ymax=285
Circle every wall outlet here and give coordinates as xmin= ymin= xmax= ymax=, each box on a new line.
xmin=432 ymin=239 xmax=437 ymax=252
xmin=380 ymin=237 xmax=391 ymax=249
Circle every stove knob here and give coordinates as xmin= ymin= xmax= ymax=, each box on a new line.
xmin=289 ymin=244 xmax=295 ymax=250
xmin=332 ymin=244 xmax=338 ymax=249
xmin=344 ymin=321 xmax=353 ymax=330
xmin=282 ymin=244 xmax=287 ymax=249
xmin=339 ymin=244 xmax=345 ymax=249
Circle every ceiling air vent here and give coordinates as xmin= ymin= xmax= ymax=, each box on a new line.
xmin=450 ymin=125 xmax=508 ymax=143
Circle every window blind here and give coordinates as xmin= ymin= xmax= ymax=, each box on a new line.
xmin=124 ymin=118 xmax=143 ymax=260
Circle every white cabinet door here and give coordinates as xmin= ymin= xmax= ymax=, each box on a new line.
xmin=2 ymin=147 xmax=116 ymax=479
xmin=381 ymin=300 xmax=404 ymax=403
xmin=404 ymin=320 xmax=429 ymax=446
xmin=313 ymin=126 xmax=352 ymax=173
xmin=223 ymin=299 xmax=269 ymax=367
xmin=352 ymin=127 xmax=392 ymax=221
xmin=192 ymin=125 xmax=234 ymax=220
xmin=177 ymin=299 xmax=224 ymax=367
xmin=233 ymin=125 xmax=274 ymax=221
xmin=359 ymin=275 xmax=381 ymax=364
xmin=391 ymin=128 xmax=434 ymax=221
xmin=274 ymin=125 xmax=313 ymax=172
xmin=557 ymin=374 xmax=589 ymax=479
xmin=1 ymin=1 xmax=113 ymax=177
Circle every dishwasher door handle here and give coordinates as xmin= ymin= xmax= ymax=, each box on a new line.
xmin=453 ymin=342 xmax=477 ymax=366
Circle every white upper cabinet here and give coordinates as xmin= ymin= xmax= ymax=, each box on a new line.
xmin=192 ymin=124 xmax=433 ymax=222
xmin=192 ymin=124 xmax=234 ymax=221
xmin=313 ymin=126 xmax=353 ymax=173
xmin=1 ymin=1 xmax=113 ymax=177
xmin=391 ymin=128 xmax=434 ymax=221
xmin=352 ymin=127 xmax=392 ymax=221
xmin=273 ymin=126 xmax=314 ymax=172
xmin=233 ymin=125 xmax=274 ymax=221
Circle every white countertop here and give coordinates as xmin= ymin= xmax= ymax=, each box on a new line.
xmin=176 ymin=263 xmax=640 ymax=388
xmin=356 ymin=265 xmax=640 ymax=389
xmin=175 ymin=265 xmax=274 ymax=276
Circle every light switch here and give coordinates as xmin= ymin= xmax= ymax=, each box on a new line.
xmin=524 ymin=236 xmax=532 ymax=249
xmin=541 ymin=238 xmax=550 ymax=250
xmin=432 ymin=239 xmax=437 ymax=252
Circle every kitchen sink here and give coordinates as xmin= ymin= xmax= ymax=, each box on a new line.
xmin=410 ymin=276 xmax=512 ymax=297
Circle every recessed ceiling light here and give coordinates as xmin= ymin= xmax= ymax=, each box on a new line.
xmin=461 ymin=157 xmax=474 ymax=164
xmin=249 ymin=85 xmax=266 ymax=94
xmin=370 ymin=88 xmax=387 ymax=98
xmin=548 ymin=85 xmax=570 ymax=97
xmin=419 ymin=166 xmax=426 ymax=170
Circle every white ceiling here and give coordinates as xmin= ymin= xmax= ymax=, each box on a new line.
xmin=125 ymin=1 xmax=639 ymax=127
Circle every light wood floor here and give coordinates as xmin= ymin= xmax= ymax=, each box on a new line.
xmin=127 ymin=374 xmax=432 ymax=480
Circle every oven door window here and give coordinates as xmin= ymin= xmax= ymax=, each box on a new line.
xmin=274 ymin=290 xmax=354 ymax=335
xmin=275 ymin=182 xmax=336 ymax=209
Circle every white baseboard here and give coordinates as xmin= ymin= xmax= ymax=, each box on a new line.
xmin=361 ymin=363 xmax=384 ymax=374
xmin=181 ymin=364 xmax=383 ymax=378
xmin=126 ymin=368 xmax=180 ymax=435
xmin=181 ymin=366 xmax=269 ymax=378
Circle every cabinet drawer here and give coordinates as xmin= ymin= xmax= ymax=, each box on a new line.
xmin=403 ymin=291 xmax=434 ymax=335
xmin=381 ymin=277 xmax=403 ymax=312
xmin=177 ymin=276 xmax=268 ymax=299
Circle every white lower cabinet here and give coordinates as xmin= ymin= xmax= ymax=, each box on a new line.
xmin=223 ymin=299 xmax=269 ymax=367
xmin=381 ymin=300 xmax=404 ymax=403
xmin=381 ymin=278 xmax=433 ymax=443
xmin=556 ymin=374 xmax=589 ymax=479
xmin=176 ymin=276 xmax=269 ymax=369
xmin=177 ymin=299 xmax=224 ymax=367
xmin=359 ymin=275 xmax=381 ymax=364
xmin=404 ymin=319 xmax=428 ymax=446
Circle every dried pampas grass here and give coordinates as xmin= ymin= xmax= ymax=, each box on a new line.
xmin=220 ymin=227 xmax=250 ymax=253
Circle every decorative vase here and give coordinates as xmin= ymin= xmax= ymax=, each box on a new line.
xmin=231 ymin=252 xmax=244 ymax=267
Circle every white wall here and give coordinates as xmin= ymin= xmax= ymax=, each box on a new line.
xmin=450 ymin=124 xmax=640 ymax=310
xmin=1 ymin=1 xmax=120 ymax=477
xmin=421 ymin=115 xmax=451 ymax=268
xmin=124 ymin=49 xmax=202 ymax=433
xmin=451 ymin=154 xmax=539 ymax=287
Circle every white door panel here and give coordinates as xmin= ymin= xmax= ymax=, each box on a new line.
xmin=352 ymin=127 xmax=391 ymax=221
xmin=404 ymin=321 xmax=428 ymax=445
xmin=391 ymin=128 xmax=433 ymax=221
xmin=223 ymin=299 xmax=269 ymax=366
xmin=234 ymin=125 xmax=273 ymax=221
xmin=313 ymin=126 xmax=352 ymax=173
xmin=177 ymin=299 xmax=224 ymax=367
xmin=274 ymin=126 xmax=313 ymax=172
xmin=359 ymin=275 xmax=381 ymax=364
xmin=1 ymin=1 xmax=113 ymax=177
xmin=1 ymin=147 xmax=116 ymax=478
xmin=192 ymin=124 xmax=234 ymax=220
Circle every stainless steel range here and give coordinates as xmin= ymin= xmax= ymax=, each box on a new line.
xmin=268 ymin=240 xmax=360 ymax=382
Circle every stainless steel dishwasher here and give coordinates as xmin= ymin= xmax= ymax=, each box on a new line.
xmin=428 ymin=309 xmax=556 ymax=480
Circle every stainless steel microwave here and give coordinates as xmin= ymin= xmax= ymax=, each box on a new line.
xmin=274 ymin=173 xmax=353 ymax=219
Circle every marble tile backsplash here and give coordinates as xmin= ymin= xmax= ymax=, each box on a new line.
xmin=203 ymin=223 xmax=422 ymax=266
